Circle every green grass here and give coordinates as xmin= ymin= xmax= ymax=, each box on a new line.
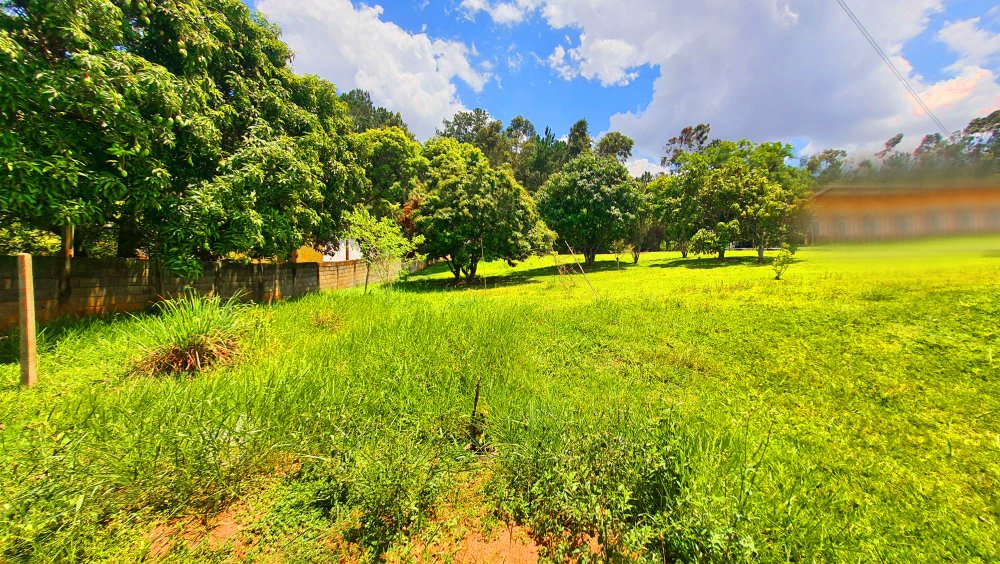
xmin=2 ymin=236 xmax=999 ymax=562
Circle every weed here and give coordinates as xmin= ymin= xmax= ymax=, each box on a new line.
xmin=131 ymin=292 xmax=259 ymax=375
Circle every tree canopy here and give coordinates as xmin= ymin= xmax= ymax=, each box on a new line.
xmin=414 ymin=138 xmax=537 ymax=280
xmin=536 ymin=155 xmax=640 ymax=265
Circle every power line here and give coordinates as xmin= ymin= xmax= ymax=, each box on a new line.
xmin=834 ymin=0 xmax=953 ymax=138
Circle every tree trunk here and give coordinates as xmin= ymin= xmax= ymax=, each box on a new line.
xmin=117 ymin=216 xmax=143 ymax=258
xmin=757 ymin=245 xmax=766 ymax=263
xmin=680 ymin=242 xmax=689 ymax=259
xmin=447 ymin=259 xmax=462 ymax=280
xmin=468 ymin=259 xmax=479 ymax=280
xmin=718 ymin=248 xmax=726 ymax=259
xmin=584 ymin=251 xmax=596 ymax=266
xmin=632 ymin=249 xmax=640 ymax=264
xmin=364 ymin=264 xmax=371 ymax=294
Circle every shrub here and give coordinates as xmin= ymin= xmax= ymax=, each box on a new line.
xmin=772 ymin=248 xmax=793 ymax=280
xmin=132 ymin=292 xmax=258 ymax=375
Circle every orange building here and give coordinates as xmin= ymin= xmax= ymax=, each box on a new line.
xmin=809 ymin=179 xmax=1000 ymax=243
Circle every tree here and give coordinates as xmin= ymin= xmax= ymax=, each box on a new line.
xmin=567 ymin=119 xmax=593 ymax=159
xmin=595 ymin=131 xmax=634 ymax=163
xmin=344 ymin=206 xmax=423 ymax=293
xmin=691 ymin=158 xmax=745 ymax=259
xmin=521 ymin=126 xmax=568 ymax=193
xmin=662 ymin=123 xmax=711 ymax=168
xmin=536 ymin=155 xmax=640 ymax=265
xmin=802 ymin=149 xmax=847 ymax=184
xmin=340 ymin=88 xmax=408 ymax=133
xmin=415 ymin=138 xmax=537 ymax=280
xmin=349 ymin=126 xmax=426 ymax=218
xmin=438 ymin=108 xmax=510 ymax=167
xmin=628 ymin=181 xmax=657 ymax=264
xmin=0 ymin=0 xmax=364 ymax=278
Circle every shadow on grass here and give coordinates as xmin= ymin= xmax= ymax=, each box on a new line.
xmin=0 ymin=313 xmax=128 ymax=364
xmin=650 ymin=255 xmax=801 ymax=270
xmin=397 ymin=258 xmax=643 ymax=293
xmin=395 ymin=273 xmax=544 ymax=294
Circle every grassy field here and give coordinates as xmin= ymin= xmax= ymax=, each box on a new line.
xmin=2 ymin=237 xmax=999 ymax=562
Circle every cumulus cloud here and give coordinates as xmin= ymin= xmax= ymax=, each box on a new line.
xmin=256 ymin=0 xmax=489 ymax=139
xmin=521 ymin=0 xmax=1000 ymax=158
xmin=626 ymin=158 xmax=667 ymax=178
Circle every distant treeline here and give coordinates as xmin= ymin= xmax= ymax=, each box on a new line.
xmin=803 ymin=111 xmax=1000 ymax=185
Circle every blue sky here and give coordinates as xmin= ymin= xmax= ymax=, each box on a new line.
xmin=248 ymin=0 xmax=1000 ymax=172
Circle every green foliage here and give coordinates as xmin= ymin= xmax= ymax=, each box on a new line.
xmin=414 ymin=137 xmax=537 ymax=279
xmin=537 ymin=155 xmax=640 ymax=265
xmin=344 ymin=206 xmax=424 ymax=292
xmin=349 ymin=126 xmax=426 ymax=218
xmin=132 ymin=292 xmax=259 ymax=375
xmin=772 ymin=247 xmax=793 ymax=280
xmin=656 ymin=139 xmax=810 ymax=260
xmin=340 ymin=88 xmax=408 ymax=133
xmin=0 ymin=0 xmax=361 ymax=278
xmin=437 ymin=108 xmax=510 ymax=167
xmin=566 ymin=118 xmax=592 ymax=159
xmin=0 ymin=218 xmax=59 ymax=255
xmin=2 ymin=239 xmax=1000 ymax=560
xmin=595 ymin=131 xmax=634 ymax=163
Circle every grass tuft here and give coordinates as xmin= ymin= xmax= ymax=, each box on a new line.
xmin=132 ymin=292 xmax=256 ymax=376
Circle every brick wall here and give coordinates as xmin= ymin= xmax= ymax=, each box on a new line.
xmin=0 ymin=257 xmax=429 ymax=331
xmin=0 ymin=258 xmax=319 ymax=331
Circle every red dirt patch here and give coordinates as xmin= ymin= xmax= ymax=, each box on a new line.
xmin=453 ymin=525 xmax=540 ymax=563
xmin=147 ymin=503 xmax=255 ymax=560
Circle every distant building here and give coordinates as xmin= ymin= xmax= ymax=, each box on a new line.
xmin=290 ymin=240 xmax=363 ymax=263
xmin=809 ymin=180 xmax=1000 ymax=243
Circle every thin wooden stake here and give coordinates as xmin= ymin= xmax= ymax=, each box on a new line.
xmin=564 ymin=242 xmax=597 ymax=298
xmin=18 ymin=253 xmax=37 ymax=387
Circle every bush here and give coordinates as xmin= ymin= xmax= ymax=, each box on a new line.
xmin=132 ymin=292 xmax=258 ymax=375
xmin=772 ymin=248 xmax=793 ymax=280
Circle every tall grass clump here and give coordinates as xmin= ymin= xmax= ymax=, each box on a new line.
xmin=132 ymin=292 xmax=259 ymax=375
xmin=490 ymin=411 xmax=759 ymax=562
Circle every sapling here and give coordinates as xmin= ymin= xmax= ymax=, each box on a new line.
xmin=772 ymin=247 xmax=793 ymax=280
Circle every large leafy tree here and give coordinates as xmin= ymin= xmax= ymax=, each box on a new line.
xmin=0 ymin=0 xmax=362 ymax=278
xmin=536 ymin=155 xmax=640 ymax=265
xmin=437 ymin=108 xmax=510 ymax=168
xmin=414 ymin=138 xmax=537 ymax=280
xmin=349 ymin=126 xmax=426 ymax=218
xmin=595 ymin=131 xmax=634 ymax=163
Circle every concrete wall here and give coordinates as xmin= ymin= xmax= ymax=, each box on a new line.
xmin=0 ymin=257 xmax=428 ymax=332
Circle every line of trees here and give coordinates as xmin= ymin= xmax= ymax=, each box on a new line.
xmin=11 ymin=1 xmax=987 ymax=281
xmin=803 ymin=112 xmax=1000 ymax=184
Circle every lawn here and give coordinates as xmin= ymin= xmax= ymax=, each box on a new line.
xmin=1 ymin=237 xmax=999 ymax=562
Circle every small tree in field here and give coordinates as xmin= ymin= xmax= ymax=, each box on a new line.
xmin=344 ymin=207 xmax=424 ymax=293
xmin=772 ymin=247 xmax=793 ymax=280
xmin=610 ymin=239 xmax=631 ymax=270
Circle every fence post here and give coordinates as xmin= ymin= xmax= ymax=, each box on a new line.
xmin=18 ymin=253 xmax=37 ymax=387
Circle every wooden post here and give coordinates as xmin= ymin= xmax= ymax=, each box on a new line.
xmin=18 ymin=253 xmax=37 ymax=387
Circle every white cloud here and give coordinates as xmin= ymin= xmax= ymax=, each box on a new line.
xmin=256 ymin=0 xmax=490 ymax=139
xmin=626 ymin=158 xmax=667 ymax=178
xmin=460 ymin=0 xmax=543 ymax=25
xmin=938 ymin=17 xmax=1000 ymax=72
xmin=520 ymin=0 xmax=1000 ymax=158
